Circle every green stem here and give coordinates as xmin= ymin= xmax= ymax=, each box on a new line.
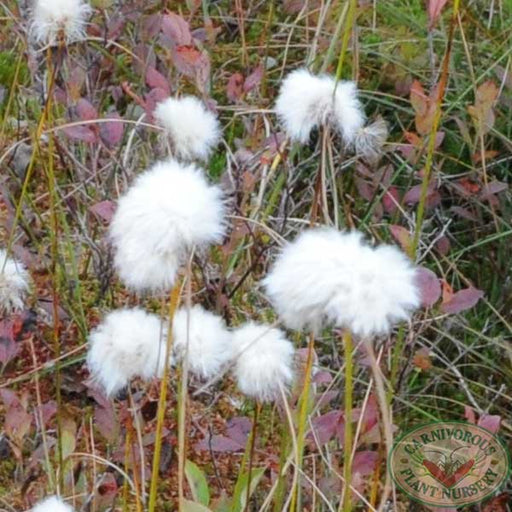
xmin=289 ymin=332 xmax=315 ymax=512
xmin=148 ymin=282 xmax=181 ymax=512
xmin=340 ymin=330 xmax=353 ymax=512
xmin=334 ymin=0 xmax=358 ymax=83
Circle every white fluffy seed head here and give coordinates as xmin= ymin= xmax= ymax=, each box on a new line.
xmin=275 ymin=68 xmax=365 ymax=145
xmin=31 ymin=496 xmax=74 ymax=512
xmin=232 ymin=322 xmax=294 ymax=403
xmin=31 ymin=0 xmax=92 ymax=46
xmin=86 ymin=308 xmax=167 ymax=396
xmin=354 ymin=117 xmax=388 ymax=165
xmin=172 ymin=305 xmax=232 ymax=380
xmin=263 ymin=228 xmax=420 ymax=337
xmin=0 ymin=249 xmax=30 ymax=314
xmin=109 ymin=159 xmax=226 ymax=292
xmin=154 ymin=96 xmax=221 ymax=161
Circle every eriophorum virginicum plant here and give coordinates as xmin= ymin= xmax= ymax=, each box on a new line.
xmin=30 ymin=496 xmax=74 ymax=512
xmin=263 ymin=227 xmax=420 ymax=512
xmin=0 ymin=248 xmax=30 ymax=314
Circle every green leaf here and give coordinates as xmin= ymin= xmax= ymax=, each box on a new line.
xmin=230 ymin=467 xmax=266 ymax=512
xmin=181 ymin=500 xmax=212 ymax=512
xmin=185 ymin=459 xmax=210 ymax=506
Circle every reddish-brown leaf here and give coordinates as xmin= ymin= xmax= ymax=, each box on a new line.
xmin=382 ymin=186 xmax=400 ymax=214
xmin=441 ymin=287 xmax=484 ymax=314
xmin=389 ymin=225 xmax=412 ymax=253
xmin=480 ymin=180 xmax=508 ymax=198
xmin=227 ymin=73 xmax=244 ymax=102
xmin=482 ymin=493 xmax=510 ymax=512
xmin=76 ymin=98 xmax=98 ymax=121
xmin=413 ymin=347 xmax=433 ymax=371
xmin=244 ymin=64 xmax=264 ymax=93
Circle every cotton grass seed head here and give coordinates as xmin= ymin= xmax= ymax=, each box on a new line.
xmin=31 ymin=0 xmax=92 ymax=46
xmin=263 ymin=228 xmax=420 ymax=337
xmin=232 ymin=322 xmax=294 ymax=403
xmin=172 ymin=305 xmax=232 ymax=380
xmin=355 ymin=117 xmax=388 ymax=165
xmin=0 ymin=249 xmax=30 ymax=314
xmin=275 ymin=68 xmax=365 ymax=145
xmin=86 ymin=308 xmax=167 ymax=396
xmin=109 ymin=159 xmax=226 ymax=292
xmin=31 ymin=496 xmax=74 ymax=512
xmin=154 ymin=96 xmax=221 ymax=161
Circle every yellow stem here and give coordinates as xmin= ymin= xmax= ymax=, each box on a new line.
xmin=340 ymin=330 xmax=353 ymax=512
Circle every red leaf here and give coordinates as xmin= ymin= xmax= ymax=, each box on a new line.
xmin=161 ymin=13 xmax=192 ymax=45
xmin=145 ymin=87 xmax=169 ymax=118
xmin=62 ymin=125 xmax=97 ymax=144
xmin=94 ymin=402 xmax=119 ymax=443
xmin=145 ymin=67 xmax=170 ymax=95
xmin=415 ymin=267 xmax=441 ymax=307
xmin=389 ymin=225 xmax=412 ymax=253
xmin=482 ymin=493 xmax=510 ymax=512
xmin=403 ymin=182 xmax=437 ymax=205
xmin=244 ymin=64 xmax=264 ymax=93
xmin=76 ymin=98 xmax=98 ymax=121
xmin=100 ymin=113 xmax=124 ymax=148
xmin=441 ymin=287 xmax=484 ymax=314
xmin=435 ymin=235 xmax=451 ymax=256
xmin=428 ymin=0 xmax=449 ymax=30
xmin=89 ymin=200 xmax=116 ymax=223
xmin=464 ymin=406 xmax=476 ymax=424
xmin=451 ymin=206 xmax=477 ymax=222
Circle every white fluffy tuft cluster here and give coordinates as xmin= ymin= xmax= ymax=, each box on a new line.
xmin=86 ymin=308 xmax=167 ymax=396
xmin=172 ymin=305 xmax=232 ymax=380
xmin=154 ymin=96 xmax=221 ymax=161
xmin=109 ymin=159 xmax=226 ymax=292
xmin=31 ymin=496 xmax=74 ymax=512
xmin=275 ymin=68 xmax=365 ymax=145
xmin=31 ymin=0 xmax=92 ymax=46
xmin=232 ymin=322 xmax=294 ymax=403
xmin=263 ymin=228 xmax=420 ymax=337
xmin=0 ymin=249 xmax=30 ymax=314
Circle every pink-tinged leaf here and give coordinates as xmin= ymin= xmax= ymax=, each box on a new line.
xmin=410 ymin=80 xmax=428 ymax=117
xmin=436 ymin=235 xmax=451 ymax=256
xmin=226 ymin=416 xmax=252 ymax=445
xmin=173 ymin=45 xmax=203 ymax=77
xmin=76 ymin=98 xmax=98 ymax=121
xmin=0 ymin=388 xmax=19 ymax=407
xmin=145 ymin=67 xmax=170 ymax=95
xmin=352 ymin=451 xmax=378 ymax=476
xmin=196 ymin=435 xmax=245 ymax=452
xmin=89 ymin=200 xmax=116 ymax=223
xmin=428 ymin=0 xmax=449 ymax=30
xmin=308 ymin=411 xmax=342 ymax=445
xmin=227 ymin=73 xmax=244 ymax=102
xmin=244 ymin=64 xmax=264 ymax=93
xmin=382 ymin=186 xmax=400 ymax=214
xmin=62 ymin=125 xmax=97 ymax=144
xmin=354 ymin=177 xmax=375 ymax=202
xmin=464 ymin=406 xmax=476 ymax=424
xmin=478 ymin=414 xmax=501 ymax=434
xmin=403 ymin=182 xmax=437 ymax=205
xmin=145 ymin=87 xmax=169 ymax=118
xmin=100 ymin=113 xmax=124 ymax=148
xmin=95 ymin=402 xmax=119 ymax=443
xmin=194 ymin=52 xmax=211 ymax=94
xmin=95 ymin=473 xmax=118 ymax=509
xmin=389 ymin=225 xmax=412 ymax=253
xmin=415 ymin=267 xmax=441 ymax=307
xmin=0 ymin=320 xmax=19 ymax=364
xmin=141 ymin=14 xmax=161 ymax=40
xmin=107 ymin=16 xmax=125 ymax=40
xmin=441 ymin=287 xmax=484 ymax=314
xmin=451 ymin=206 xmax=478 ymax=221
xmin=312 ymin=370 xmax=333 ymax=385
xmin=161 ymin=13 xmax=192 ymax=45
xmin=39 ymin=400 xmax=57 ymax=425
xmin=480 ymin=181 xmax=508 ymax=198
